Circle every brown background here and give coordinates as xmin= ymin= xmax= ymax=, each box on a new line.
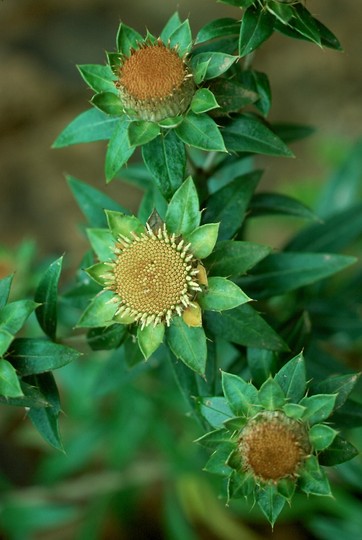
xmin=1 ymin=0 xmax=361 ymax=262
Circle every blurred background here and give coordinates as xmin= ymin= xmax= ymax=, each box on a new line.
xmin=1 ymin=1 xmax=362 ymax=539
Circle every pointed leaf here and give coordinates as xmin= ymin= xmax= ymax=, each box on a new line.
xmin=0 ymin=358 xmax=23 ymax=398
xmin=311 ymin=373 xmax=360 ymax=410
xmin=190 ymin=88 xmax=220 ymax=114
xmin=247 ymin=348 xmax=277 ymax=387
xmin=91 ymin=92 xmax=123 ymax=116
xmin=169 ymin=19 xmax=192 ymax=55
xmin=196 ymin=396 xmax=234 ymax=429
xmin=128 ymin=121 xmax=160 ymax=147
xmin=160 ymin=12 xmax=182 ymax=43
xmin=250 ymin=192 xmax=318 ymax=220
xmin=165 ymin=177 xmax=201 ymax=235
xmin=52 ymin=108 xmax=119 ymax=148
xmin=0 ymin=300 xmax=38 ymax=355
xmin=87 ymin=324 xmax=127 ymax=351
xmin=199 ymin=277 xmax=250 ymax=312
xmin=275 ymin=352 xmax=306 ymax=403
xmin=209 ymin=79 xmax=258 ymax=115
xmin=116 ymin=23 xmax=142 ymax=55
xmin=183 ymin=223 xmax=219 ymax=259
xmin=258 ymin=377 xmax=285 ymax=410
xmin=105 ymin=116 xmax=135 ymax=182
xmin=221 ymin=371 xmax=258 ymax=416
xmin=77 ymin=64 xmax=117 ymax=94
xmin=77 ymin=290 xmax=118 ymax=328
xmin=204 ymin=240 xmax=271 ymax=277
xmin=309 ymin=424 xmax=337 ymax=452
xmin=318 ymin=435 xmax=359 ymax=466
xmin=175 ymin=112 xmax=226 ymax=152
xmin=166 ymin=317 xmax=207 ymax=376
xmin=34 ymin=256 xmax=63 ymax=340
xmin=257 ymin=485 xmax=286 ymax=527
xmin=299 ymin=455 xmax=332 ymax=496
xmin=86 ymin=228 xmax=115 ymax=261
xmin=300 ymin=394 xmax=337 ymax=425
xmin=195 ymin=428 xmax=233 ymax=449
xmin=86 ymin=262 xmax=112 ymax=287
xmin=239 ymin=5 xmax=274 ymax=57
xmin=105 ymin=210 xmax=144 ymax=240
xmin=137 ymin=323 xmax=165 ymax=360
xmin=196 ymin=18 xmax=240 ymax=44
xmin=0 ymin=275 xmax=14 ymax=309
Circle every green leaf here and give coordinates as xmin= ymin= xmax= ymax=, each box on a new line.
xmin=239 ymin=5 xmax=274 ymax=57
xmin=165 ymin=177 xmax=201 ymax=235
xmin=86 ymin=262 xmax=111 ymax=287
xmin=239 ymin=252 xmax=357 ymax=299
xmin=300 ymin=394 xmax=337 ymax=425
xmin=318 ymin=435 xmax=359 ymax=466
xmin=209 ymin=79 xmax=258 ymax=115
xmin=168 ymin=19 xmax=192 ymax=55
xmin=299 ymin=455 xmax=332 ymax=496
xmin=8 ymin=338 xmax=81 ymax=376
xmin=204 ymin=240 xmax=271 ymax=277
xmin=289 ymin=4 xmax=321 ymax=46
xmin=250 ymin=192 xmax=318 ymax=220
xmin=190 ymin=88 xmax=220 ymax=114
xmin=128 ymin=121 xmax=160 ymax=147
xmin=77 ymin=290 xmax=118 ymax=328
xmin=175 ymin=112 xmax=226 ymax=152
xmin=196 ymin=396 xmax=234 ymax=429
xmin=199 ymin=277 xmax=250 ymax=312
xmin=273 ymin=123 xmax=315 ymax=143
xmin=27 ymin=372 xmax=63 ymax=450
xmin=137 ymin=323 xmax=165 ymax=360
xmin=190 ymin=52 xmax=237 ymax=81
xmin=67 ymin=175 xmax=128 ymax=228
xmin=195 ymin=428 xmax=233 ymax=449
xmin=309 ymin=424 xmax=337 ymax=452
xmin=91 ymin=92 xmax=123 ymax=116
xmin=105 ymin=210 xmax=144 ymax=240
xmin=257 ymin=485 xmax=286 ymax=527
xmin=247 ymin=348 xmax=277 ymax=387
xmin=0 ymin=274 xmax=14 ymax=309
xmin=275 ymin=352 xmax=306 ymax=403
xmin=0 ymin=380 xmax=49 ymax=408
xmin=282 ymin=403 xmax=306 ymax=420
xmin=311 ymin=373 xmax=360 ymax=410
xmin=166 ymin=317 xmax=207 ymax=376
xmin=183 ymin=223 xmax=219 ymax=259
xmin=142 ymin=131 xmax=186 ymax=201
xmin=238 ymin=70 xmax=271 ymax=116
xmin=221 ymin=371 xmax=258 ymax=417
xmin=160 ymin=12 xmax=182 ymax=44
xmin=258 ymin=377 xmax=285 ymax=410
xmin=0 ymin=358 xmax=23 ymax=398
xmin=196 ymin=18 xmax=240 ymax=44
xmin=0 ymin=300 xmax=38 ymax=356
xmin=52 ymin=108 xmax=119 ymax=148
xmin=77 ymin=64 xmax=117 ymax=94
xmin=116 ymin=22 xmax=142 ymax=55
xmin=203 ymin=171 xmax=261 ymax=240
xmin=204 ymin=304 xmax=288 ymax=352
xmin=222 ymin=115 xmax=294 ymax=157
xmin=34 ymin=256 xmax=63 ymax=341
xmin=105 ymin=116 xmax=135 ymax=182
xmin=87 ymin=324 xmax=127 ymax=351
xmin=204 ymin=443 xmax=235 ymax=476
xmin=86 ymin=228 xmax=115 ymax=261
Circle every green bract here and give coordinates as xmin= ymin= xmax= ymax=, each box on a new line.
xmin=196 ymin=353 xmax=359 ymax=526
xmin=83 ymin=177 xmax=251 ymax=373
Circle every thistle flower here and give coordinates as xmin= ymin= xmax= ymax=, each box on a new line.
xmin=196 ymin=352 xmax=359 ymax=525
xmin=82 ymin=177 xmax=250 ymax=373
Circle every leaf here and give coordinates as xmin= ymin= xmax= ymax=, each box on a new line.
xmin=222 ymin=115 xmax=294 ymax=157
xmin=318 ymin=435 xmax=359 ymax=466
xmin=168 ymin=19 xmax=192 ymax=55
xmin=289 ymin=3 xmax=321 ymax=46
xmin=221 ymin=371 xmax=258 ymax=417
xmin=142 ymin=131 xmax=186 ymax=201
xmin=0 ymin=380 xmax=49 ymax=408
xmin=0 ymin=358 xmax=23 ymax=398
xmin=204 ymin=304 xmax=288 ymax=352
xmin=196 ymin=396 xmax=234 ymax=429
xmin=52 ymin=108 xmax=119 ymax=148
xmin=67 ymin=175 xmax=128 ymax=228
xmin=239 ymin=5 xmax=274 ymax=57
xmin=91 ymin=92 xmax=123 ymax=116
xmin=300 ymin=394 xmax=337 ymax=425
xmin=77 ymin=64 xmax=117 ymax=94
xmin=195 ymin=428 xmax=233 ymax=449
xmin=275 ymin=352 xmax=306 ymax=403
xmin=0 ymin=274 xmax=14 ymax=309
xmin=250 ymin=192 xmax=318 ymax=220
xmin=165 ymin=177 xmax=201 ymax=235
xmin=190 ymin=88 xmax=220 ymax=115
xmin=87 ymin=324 xmax=127 ymax=351
xmin=272 ymin=123 xmax=315 ymax=143
xmin=195 ymin=18 xmax=240 ymax=44
xmin=8 ymin=338 xmax=81 ymax=376
xmin=247 ymin=348 xmax=277 ymax=387
xmin=34 ymin=256 xmax=63 ymax=341
xmin=105 ymin=210 xmax=144 ymax=240
xmin=309 ymin=424 xmax=337 ymax=451
xmin=116 ymin=22 xmax=142 ymax=55
xmin=166 ymin=317 xmax=207 ymax=376
xmin=86 ymin=228 xmax=115 ymax=261
xmin=183 ymin=223 xmax=219 ymax=259
xmin=27 ymin=372 xmax=63 ymax=450
xmin=238 ymin=70 xmax=271 ymax=116
xmin=128 ymin=121 xmax=160 ymax=147
xmin=77 ymin=290 xmax=118 ymax=328
xmin=239 ymin=252 xmax=356 ymax=299
xmin=310 ymin=373 xmax=360 ymax=411
xmin=190 ymin=52 xmax=237 ymax=81
xmin=257 ymin=485 xmax=286 ymax=527
xmin=199 ymin=277 xmax=250 ymax=312
xmin=160 ymin=12 xmax=182 ymax=44
xmin=0 ymin=300 xmax=38 ymax=356
xmin=105 ymin=116 xmax=135 ymax=182
xmin=86 ymin=262 xmax=111 ymax=287
xmin=204 ymin=240 xmax=271 ymax=277
xmin=258 ymin=377 xmax=285 ymax=410
xmin=209 ymin=79 xmax=258 ymax=115
xmin=203 ymin=170 xmax=262 ymax=240
xmin=299 ymin=455 xmax=332 ymax=496
xmin=175 ymin=112 xmax=226 ymax=152
xmin=137 ymin=323 xmax=165 ymax=360
xmin=204 ymin=443 xmax=235 ymax=476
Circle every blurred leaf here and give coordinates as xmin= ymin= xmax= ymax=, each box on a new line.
xmin=204 ymin=240 xmax=271 ymax=277
xmin=250 ymin=192 xmax=318 ymax=220
xmin=310 ymin=373 xmax=360 ymax=410
xmin=318 ymin=435 xmax=359 ymax=466
xmin=52 ymin=108 xmax=118 ymax=148
xmin=166 ymin=318 xmax=207 ymax=376
xmin=239 ymin=5 xmax=274 ymax=57
xmin=247 ymin=348 xmax=277 ymax=387
xmin=165 ymin=177 xmax=201 ymax=235
xmin=0 ymin=299 xmax=38 ymax=356
xmin=272 ymin=123 xmax=315 ymax=143
xmin=331 ymin=399 xmax=362 ymax=428
xmin=0 ymin=274 xmax=13 ymax=309
xmin=105 ymin=116 xmax=135 ymax=182
xmin=87 ymin=324 xmax=126 ymax=351
xmin=0 ymin=358 xmax=23 ymax=398
xmin=35 ymin=256 xmax=63 ymax=340
xmin=175 ymin=112 xmax=226 ymax=152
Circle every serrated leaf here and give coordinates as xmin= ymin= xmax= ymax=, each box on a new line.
xmin=116 ymin=22 xmax=142 ymax=55
xmin=204 ymin=304 xmax=288 ymax=352
xmin=67 ymin=175 xmax=128 ymax=227
xmin=309 ymin=424 xmax=337 ymax=451
xmin=128 ymin=121 xmax=160 ymax=147
xmin=165 ymin=177 xmax=201 ymax=235
xmin=105 ymin=116 xmax=135 ymax=182
xmin=239 ymin=5 xmax=274 ymax=57
xmin=300 ymin=394 xmax=337 ymax=425
xmin=0 ymin=274 xmax=14 ymax=309
xmin=166 ymin=317 xmax=207 ymax=376
xmin=175 ymin=112 xmax=226 ymax=152
xmin=142 ymin=131 xmax=186 ymax=201
xmin=204 ymin=240 xmax=271 ymax=277
xmin=137 ymin=323 xmax=165 ymax=360
xmin=318 ymin=435 xmax=359 ymax=466
xmin=196 ymin=396 xmax=234 ymax=429
xmin=223 ymin=115 xmax=294 ymax=157
xmin=221 ymin=371 xmax=258 ymax=417
xmin=77 ymin=64 xmax=117 ymax=94
xmin=52 ymin=108 xmax=119 ymax=148
xmin=203 ymin=170 xmax=262 ymax=240
xmin=183 ymin=223 xmax=219 ymax=259
xmin=275 ymin=352 xmax=306 ymax=403
xmin=0 ymin=358 xmax=23 ymax=398
xmin=199 ymin=277 xmax=250 ymax=312
xmin=258 ymin=377 xmax=285 ymax=410
xmin=34 ymin=256 xmax=63 ymax=340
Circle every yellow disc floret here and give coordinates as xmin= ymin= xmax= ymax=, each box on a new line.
xmin=105 ymin=224 xmax=201 ymax=328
